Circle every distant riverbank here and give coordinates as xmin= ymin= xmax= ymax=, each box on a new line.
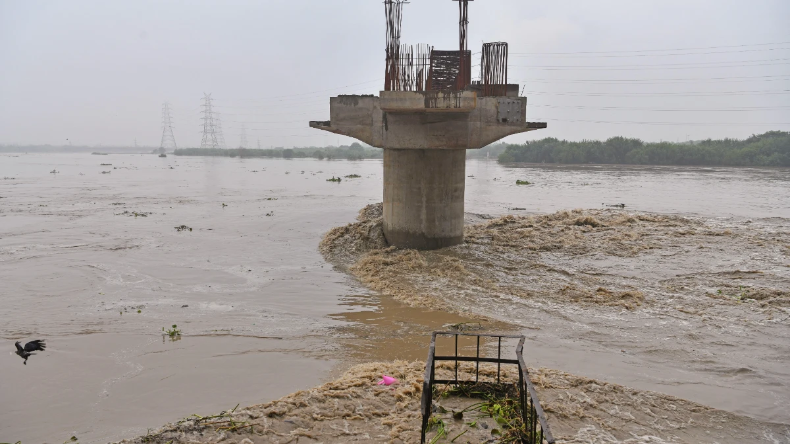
xmin=174 ymin=143 xmax=383 ymax=160
xmin=498 ymin=130 xmax=790 ymax=167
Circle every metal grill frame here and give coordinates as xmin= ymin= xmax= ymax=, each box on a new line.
xmin=426 ymin=50 xmax=472 ymax=91
xmin=420 ymin=332 xmax=555 ymax=444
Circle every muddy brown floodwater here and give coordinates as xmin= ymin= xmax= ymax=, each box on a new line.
xmin=1 ymin=154 xmax=788 ymax=443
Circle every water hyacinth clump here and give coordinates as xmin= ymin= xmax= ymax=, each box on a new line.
xmin=163 ymin=325 xmax=181 ymax=338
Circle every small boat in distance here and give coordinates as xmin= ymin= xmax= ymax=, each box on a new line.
xmin=159 ymin=153 xmax=167 ymax=158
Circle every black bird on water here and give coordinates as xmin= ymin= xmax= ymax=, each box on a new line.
xmin=15 ymin=340 xmax=46 ymax=365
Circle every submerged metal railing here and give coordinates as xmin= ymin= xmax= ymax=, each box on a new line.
xmin=420 ymin=332 xmax=555 ymax=444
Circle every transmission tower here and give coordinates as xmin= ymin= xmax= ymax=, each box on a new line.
xmin=200 ymin=93 xmax=220 ymax=149
xmin=214 ymin=111 xmax=227 ymax=149
xmin=239 ymin=123 xmax=248 ymax=149
xmin=160 ymin=102 xmax=178 ymax=150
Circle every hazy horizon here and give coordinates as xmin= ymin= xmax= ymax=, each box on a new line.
xmin=1 ymin=0 xmax=789 ymax=148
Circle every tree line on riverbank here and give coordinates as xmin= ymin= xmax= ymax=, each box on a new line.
xmin=174 ymin=143 xmax=383 ymax=160
xmin=497 ymin=131 xmax=790 ymax=167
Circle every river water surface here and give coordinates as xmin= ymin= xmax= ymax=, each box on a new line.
xmin=1 ymin=154 xmax=788 ymax=443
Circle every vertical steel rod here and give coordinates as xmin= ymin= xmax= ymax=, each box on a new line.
xmin=497 ymin=336 xmax=501 ymax=383
xmin=454 ymin=333 xmax=459 ymax=383
xmin=475 ymin=335 xmax=480 ymax=383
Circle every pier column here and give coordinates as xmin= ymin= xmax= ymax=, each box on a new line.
xmin=383 ymin=148 xmax=466 ymax=249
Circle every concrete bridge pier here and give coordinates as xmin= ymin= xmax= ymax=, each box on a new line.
xmin=310 ymin=90 xmax=545 ymax=250
xmin=383 ymin=148 xmax=466 ymax=249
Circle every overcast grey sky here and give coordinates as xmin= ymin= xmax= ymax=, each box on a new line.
xmin=1 ymin=0 xmax=789 ymax=147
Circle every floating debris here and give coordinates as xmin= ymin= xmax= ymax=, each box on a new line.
xmin=442 ymin=321 xmax=484 ymax=332
xmin=174 ymin=225 xmax=192 ymax=232
xmin=266 ymin=211 xmax=274 ymax=217
xmin=327 ymin=176 xmax=342 ymax=182
xmin=100 ymin=163 xmax=112 ymax=166
xmin=50 ymin=169 xmax=59 ymax=174
xmin=604 ymin=203 xmax=626 ymax=208
xmin=344 ymin=174 xmax=362 ymax=179
xmin=116 ymin=211 xmax=152 ymax=217
xmin=101 ymin=171 xmax=111 ymax=174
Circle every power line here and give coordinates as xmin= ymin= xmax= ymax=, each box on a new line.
xmin=529 ymin=104 xmax=790 ymax=112
xmin=227 ymin=78 xmax=383 ymax=102
xmin=514 ymin=74 xmax=790 ymax=84
xmin=532 ymin=118 xmax=790 ymax=126
xmin=510 ymin=61 xmax=790 ymax=70
xmin=523 ymin=89 xmax=790 ymax=97
xmin=508 ymin=40 xmax=790 ymax=56
xmin=508 ymin=46 xmax=790 ymax=59
xmin=508 ymin=57 xmax=790 ymax=68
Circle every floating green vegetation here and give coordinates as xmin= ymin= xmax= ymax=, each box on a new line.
xmin=426 ymin=415 xmax=447 ymax=444
xmin=163 ymin=324 xmax=181 ymax=338
xmin=717 ymin=286 xmax=755 ymax=303
xmin=140 ymin=404 xmax=253 ymax=442
xmin=515 ymin=180 xmax=531 ymax=185
xmin=221 ymin=203 xmax=227 ymax=207
xmin=428 ymin=382 xmax=537 ymax=444
xmin=137 ymin=309 xmax=141 ymax=314
xmin=344 ymin=174 xmax=362 ymax=178
xmin=327 ymin=176 xmax=342 ymax=182
xmin=174 ymin=225 xmax=193 ymax=232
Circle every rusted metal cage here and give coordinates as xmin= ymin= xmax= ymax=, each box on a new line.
xmin=420 ymin=332 xmax=555 ymax=444
xmin=481 ymin=42 xmax=509 ymax=96
xmin=384 ymin=0 xmax=406 ymax=91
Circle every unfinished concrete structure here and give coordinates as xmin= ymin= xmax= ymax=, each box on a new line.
xmin=311 ymin=1 xmax=546 ymax=250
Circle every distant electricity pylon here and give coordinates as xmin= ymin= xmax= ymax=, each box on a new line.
xmin=200 ymin=93 xmax=220 ymax=149
xmin=214 ymin=111 xmax=227 ymax=149
xmin=239 ymin=123 xmax=248 ymax=149
xmin=160 ymin=102 xmax=178 ymax=150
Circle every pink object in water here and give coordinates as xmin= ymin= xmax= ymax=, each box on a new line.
xmin=378 ymin=375 xmax=398 ymax=386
